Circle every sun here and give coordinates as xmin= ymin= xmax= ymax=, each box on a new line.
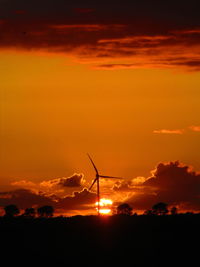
xmin=95 ymin=198 xmax=113 ymax=215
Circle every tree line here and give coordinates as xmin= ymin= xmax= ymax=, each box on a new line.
xmin=3 ymin=205 xmax=54 ymax=218
xmin=116 ymin=202 xmax=178 ymax=215
xmin=1 ymin=202 xmax=182 ymax=218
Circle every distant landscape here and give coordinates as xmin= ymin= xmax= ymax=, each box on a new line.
xmin=1 ymin=205 xmax=199 ymax=266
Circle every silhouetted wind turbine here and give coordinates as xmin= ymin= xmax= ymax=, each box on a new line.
xmin=87 ymin=153 xmax=123 ymax=215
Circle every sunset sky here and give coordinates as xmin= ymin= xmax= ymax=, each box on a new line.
xmin=1 ymin=0 xmax=200 ymax=215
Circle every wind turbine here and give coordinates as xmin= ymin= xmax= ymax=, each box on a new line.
xmin=87 ymin=154 xmax=123 ymax=215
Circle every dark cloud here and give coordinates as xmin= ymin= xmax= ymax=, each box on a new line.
xmin=57 ymin=188 xmax=96 ymax=210
xmin=113 ymin=180 xmax=134 ymax=192
xmin=95 ymin=64 xmax=137 ymax=70
xmin=13 ymin=10 xmax=26 ymax=15
xmin=0 ymin=189 xmax=56 ymax=209
xmin=1 ymin=1 xmax=200 ymax=26
xmin=39 ymin=173 xmax=85 ymax=189
xmin=126 ymin=161 xmax=200 ymax=211
xmin=112 ymin=179 xmax=145 ymax=192
xmin=74 ymin=8 xmax=95 ymax=14
xmin=58 ymin=174 xmax=85 ymax=187
xmin=0 ymin=187 xmax=96 ymax=213
xmin=0 ymin=1 xmax=200 ymax=70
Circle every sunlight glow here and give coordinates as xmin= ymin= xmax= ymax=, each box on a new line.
xmin=96 ymin=198 xmax=113 ymax=207
xmin=95 ymin=198 xmax=113 ymax=215
xmin=98 ymin=209 xmax=111 ymax=214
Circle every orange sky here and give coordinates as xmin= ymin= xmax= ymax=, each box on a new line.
xmin=1 ymin=1 xmax=200 ymax=215
xmin=1 ymin=50 xmax=200 ymax=214
xmin=1 ymin=50 xmax=200 ymax=182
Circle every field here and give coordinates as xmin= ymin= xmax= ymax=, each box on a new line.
xmin=1 ymin=214 xmax=199 ymax=266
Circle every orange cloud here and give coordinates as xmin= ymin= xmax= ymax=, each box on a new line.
xmin=153 ymin=129 xmax=184 ymax=134
xmin=11 ymin=180 xmax=36 ymax=188
xmin=40 ymin=173 xmax=85 ymax=188
xmin=189 ymin=126 xmax=200 ymax=132
xmin=50 ymin=24 xmax=124 ymax=31
xmin=11 ymin=174 xmax=87 ymax=200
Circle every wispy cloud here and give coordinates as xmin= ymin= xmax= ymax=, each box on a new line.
xmin=153 ymin=126 xmax=200 ymax=135
xmin=153 ymin=129 xmax=184 ymax=134
xmin=189 ymin=125 xmax=200 ymax=132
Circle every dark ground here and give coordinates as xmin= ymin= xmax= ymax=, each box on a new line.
xmin=0 ymin=214 xmax=199 ymax=266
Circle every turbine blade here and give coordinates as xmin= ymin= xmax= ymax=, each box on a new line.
xmin=88 ymin=177 xmax=98 ymax=191
xmin=99 ymin=175 xmax=124 ymax=179
xmin=87 ymin=153 xmax=99 ymax=175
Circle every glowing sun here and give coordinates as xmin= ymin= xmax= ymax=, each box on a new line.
xmin=95 ymin=198 xmax=113 ymax=215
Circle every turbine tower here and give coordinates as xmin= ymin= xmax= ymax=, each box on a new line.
xmin=87 ymin=154 xmax=123 ymax=215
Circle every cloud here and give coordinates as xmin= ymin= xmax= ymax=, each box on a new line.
xmin=13 ymin=10 xmax=27 ymax=15
xmin=11 ymin=180 xmax=36 ymax=188
xmin=59 ymin=174 xmax=85 ymax=187
xmin=0 ymin=189 xmax=56 ymax=209
xmin=153 ymin=126 xmax=200 ymax=134
xmin=153 ymin=129 xmax=184 ymax=134
xmin=95 ymin=64 xmax=138 ymax=70
xmin=0 ymin=1 xmax=200 ymax=70
xmin=189 ymin=125 xmax=200 ymax=132
xmin=12 ymin=173 xmax=86 ymax=195
xmin=112 ymin=177 xmax=146 ymax=192
xmin=0 ymin=187 xmax=96 ymax=214
xmin=40 ymin=173 xmax=85 ymax=188
xmin=50 ymin=24 xmax=123 ymax=31
xmin=57 ymin=188 xmax=96 ymax=211
xmin=113 ymin=181 xmax=134 ymax=192
xmin=2 ymin=161 xmax=200 ymax=214
xmin=125 ymin=161 xmax=200 ymax=211
xmin=73 ymin=8 xmax=95 ymax=14
xmin=1 ymin=172 xmax=96 ymax=214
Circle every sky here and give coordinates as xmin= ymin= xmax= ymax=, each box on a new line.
xmin=0 ymin=0 xmax=200 ymax=215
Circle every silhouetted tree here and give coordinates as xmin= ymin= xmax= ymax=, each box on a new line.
xmin=144 ymin=209 xmax=154 ymax=215
xmin=37 ymin=205 xmax=54 ymax=218
xmin=4 ymin=204 xmax=20 ymax=217
xmin=117 ymin=203 xmax=133 ymax=215
xmin=23 ymin=208 xmax=36 ymax=218
xmin=152 ymin=202 xmax=169 ymax=215
xmin=170 ymin=206 xmax=178 ymax=215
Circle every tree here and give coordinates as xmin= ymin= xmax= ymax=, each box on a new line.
xmin=4 ymin=204 xmax=20 ymax=217
xmin=170 ymin=206 xmax=178 ymax=215
xmin=23 ymin=208 xmax=36 ymax=218
xmin=144 ymin=209 xmax=154 ymax=216
xmin=152 ymin=202 xmax=169 ymax=215
xmin=117 ymin=203 xmax=133 ymax=215
xmin=37 ymin=205 xmax=54 ymax=218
